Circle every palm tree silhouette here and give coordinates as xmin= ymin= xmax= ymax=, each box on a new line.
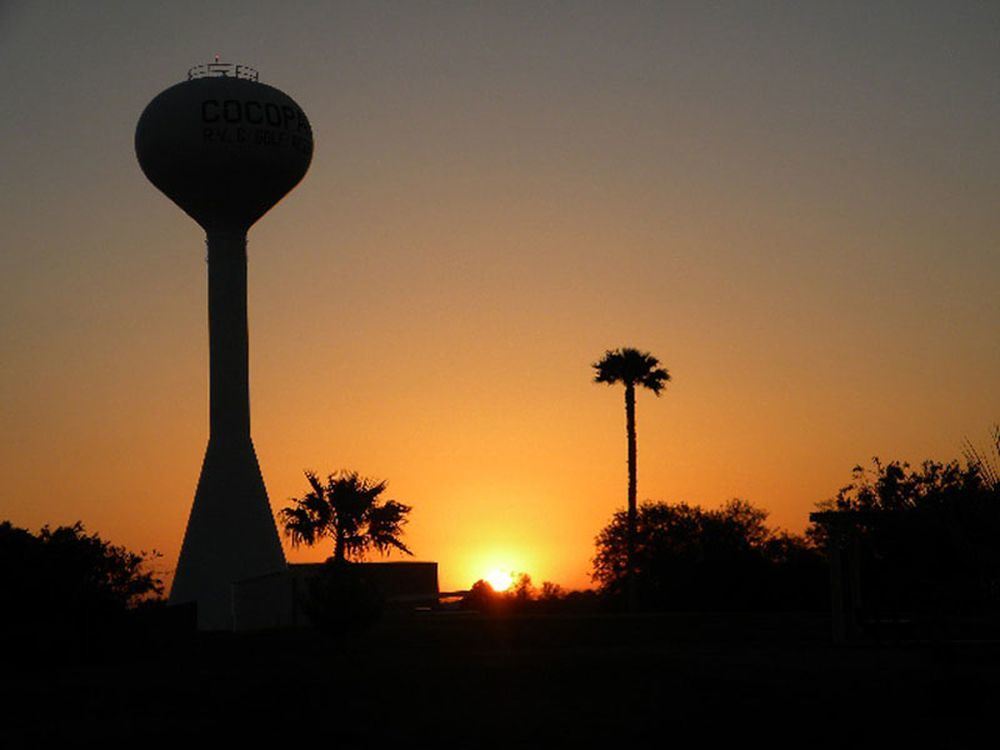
xmin=279 ymin=470 xmax=413 ymax=562
xmin=593 ymin=347 xmax=671 ymax=610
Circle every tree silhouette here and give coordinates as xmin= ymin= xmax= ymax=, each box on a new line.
xmin=593 ymin=347 xmax=670 ymax=611
xmin=0 ymin=520 xmax=164 ymax=661
xmin=809 ymin=452 xmax=1000 ymax=620
xmin=592 ymin=500 xmax=824 ymax=611
xmin=279 ymin=470 xmax=413 ymax=562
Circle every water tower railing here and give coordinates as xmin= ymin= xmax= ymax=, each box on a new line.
xmin=188 ymin=63 xmax=259 ymax=82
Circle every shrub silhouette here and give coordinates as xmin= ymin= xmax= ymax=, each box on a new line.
xmin=461 ymin=579 xmax=504 ymax=613
xmin=0 ymin=521 xmax=163 ymax=661
xmin=299 ymin=559 xmax=384 ymax=635
xmin=459 ymin=576 xmax=603 ymax=615
xmin=810 ymin=452 xmax=1000 ymax=618
xmin=592 ymin=499 xmax=825 ymax=611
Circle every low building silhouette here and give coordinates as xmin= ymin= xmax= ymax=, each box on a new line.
xmin=232 ymin=562 xmax=439 ymax=631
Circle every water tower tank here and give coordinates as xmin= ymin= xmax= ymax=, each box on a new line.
xmin=136 ymin=63 xmax=313 ymax=629
xmin=137 ymin=62 xmax=312 ymax=231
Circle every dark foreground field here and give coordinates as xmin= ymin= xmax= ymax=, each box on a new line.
xmin=4 ymin=613 xmax=999 ymax=747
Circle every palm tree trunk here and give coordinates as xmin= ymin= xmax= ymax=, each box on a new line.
xmin=625 ymin=382 xmax=638 ymax=612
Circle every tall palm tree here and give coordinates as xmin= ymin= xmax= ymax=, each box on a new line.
xmin=280 ymin=470 xmax=413 ymax=562
xmin=593 ymin=347 xmax=670 ymax=610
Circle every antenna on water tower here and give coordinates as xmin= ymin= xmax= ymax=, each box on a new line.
xmin=135 ymin=63 xmax=313 ymax=629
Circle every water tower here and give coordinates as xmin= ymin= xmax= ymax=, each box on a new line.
xmin=136 ymin=63 xmax=313 ymax=629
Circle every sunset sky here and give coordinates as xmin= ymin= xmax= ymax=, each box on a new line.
xmin=1 ymin=1 xmax=997 ymax=591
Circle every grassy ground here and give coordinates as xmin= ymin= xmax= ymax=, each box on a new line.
xmin=4 ymin=612 xmax=998 ymax=747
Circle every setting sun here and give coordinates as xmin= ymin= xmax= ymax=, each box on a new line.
xmin=485 ymin=569 xmax=514 ymax=592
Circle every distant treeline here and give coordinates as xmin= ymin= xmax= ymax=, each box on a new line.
xmin=464 ymin=498 xmax=827 ymax=614
xmin=464 ymin=429 xmax=1000 ymax=618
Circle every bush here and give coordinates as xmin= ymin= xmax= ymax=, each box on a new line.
xmin=299 ymin=560 xmax=384 ymax=635
xmin=592 ymin=499 xmax=826 ymax=612
xmin=0 ymin=520 xmax=163 ymax=661
xmin=459 ymin=576 xmax=606 ymax=615
xmin=810 ymin=455 xmax=1000 ymax=617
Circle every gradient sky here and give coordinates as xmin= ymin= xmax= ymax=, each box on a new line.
xmin=1 ymin=1 xmax=998 ymax=591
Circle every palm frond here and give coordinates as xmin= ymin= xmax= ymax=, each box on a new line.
xmin=963 ymin=424 xmax=1000 ymax=490
xmin=279 ymin=505 xmax=317 ymax=548
xmin=305 ymin=470 xmax=324 ymax=495
xmin=279 ymin=468 xmax=414 ymax=561
xmin=367 ymin=500 xmax=414 ymax=557
xmin=593 ymin=347 xmax=671 ymax=394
